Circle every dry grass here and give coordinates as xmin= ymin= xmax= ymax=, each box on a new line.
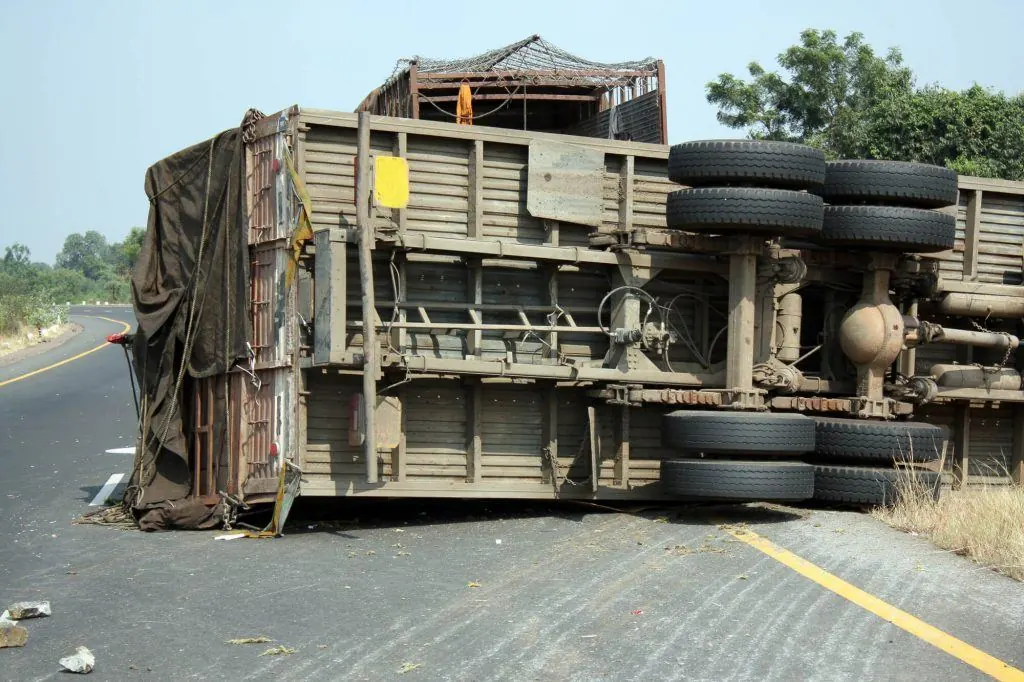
xmin=873 ymin=475 xmax=1024 ymax=582
xmin=0 ymin=323 xmax=71 ymax=359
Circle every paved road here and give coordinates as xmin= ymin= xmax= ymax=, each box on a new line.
xmin=1 ymin=307 xmax=1022 ymax=681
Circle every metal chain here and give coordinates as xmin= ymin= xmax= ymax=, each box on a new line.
xmin=968 ymin=318 xmax=1015 ymax=368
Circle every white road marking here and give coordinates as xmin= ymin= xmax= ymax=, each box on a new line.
xmin=89 ymin=473 xmax=125 ymax=507
xmin=104 ymin=447 xmax=136 ymax=454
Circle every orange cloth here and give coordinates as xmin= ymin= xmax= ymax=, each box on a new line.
xmin=456 ymin=83 xmax=473 ymax=125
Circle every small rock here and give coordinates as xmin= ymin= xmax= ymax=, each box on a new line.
xmin=60 ymin=646 xmax=96 ymax=674
xmin=0 ymin=624 xmax=28 ymax=648
xmin=6 ymin=601 xmax=51 ymax=619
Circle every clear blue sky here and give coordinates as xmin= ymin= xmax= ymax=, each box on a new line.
xmin=2 ymin=0 xmax=1022 ymax=263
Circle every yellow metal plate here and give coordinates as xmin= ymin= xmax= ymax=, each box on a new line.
xmin=374 ymin=156 xmax=409 ymax=209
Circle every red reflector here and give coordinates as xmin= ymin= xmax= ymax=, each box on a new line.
xmin=269 ymin=442 xmax=279 ymax=458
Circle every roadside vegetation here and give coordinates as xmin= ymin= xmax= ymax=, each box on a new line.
xmin=0 ymin=230 xmax=143 ymax=348
xmin=707 ymin=29 xmax=1024 ymax=181
xmin=873 ymin=474 xmax=1024 ymax=582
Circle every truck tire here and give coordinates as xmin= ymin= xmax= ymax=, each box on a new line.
xmin=661 ymin=459 xmax=814 ymax=501
xmin=811 ymin=418 xmax=947 ymax=464
xmin=820 ymin=205 xmax=955 ymax=253
xmin=819 ymin=160 xmax=958 ymax=209
xmin=662 ymin=411 xmax=815 ymax=455
xmin=668 ymin=140 xmax=826 ymax=190
xmin=812 ymin=465 xmax=941 ymax=505
xmin=666 ymin=188 xmax=824 ymax=236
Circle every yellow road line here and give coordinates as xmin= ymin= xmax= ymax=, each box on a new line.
xmin=724 ymin=526 xmax=1024 ymax=682
xmin=0 ymin=316 xmax=132 ymax=389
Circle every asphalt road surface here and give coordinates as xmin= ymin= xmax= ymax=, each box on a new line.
xmin=1 ymin=307 xmax=1022 ymax=681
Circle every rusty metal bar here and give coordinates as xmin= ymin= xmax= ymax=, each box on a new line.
xmin=357 ymin=112 xmax=378 ymax=484
xmin=421 ymin=93 xmax=601 ymax=103
xmin=416 ymin=69 xmax=654 ymax=80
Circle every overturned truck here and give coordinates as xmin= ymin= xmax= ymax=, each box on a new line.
xmin=127 ymin=43 xmax=1024 ymax=524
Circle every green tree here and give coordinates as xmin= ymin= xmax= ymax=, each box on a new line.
xmin=866 ymin=85 xmax=1024 ymax=181
xmin=707 ymin=29 xmax=1024 ymax=181
xmin=706 ymin=29 xmax=913 ymax=158
xmin=56 ymin=230 xmax=112 ymax=280
xmin=109 ymin=227 xmax=146 ymax=277
xmin=3 ymin=243 xmax=31 ymax=269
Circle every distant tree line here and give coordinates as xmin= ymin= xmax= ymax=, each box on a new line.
xmin=0 ymin=228 xmax=144 ymax=335
xmin=706 ymin=29 xmax=1024 ymax=180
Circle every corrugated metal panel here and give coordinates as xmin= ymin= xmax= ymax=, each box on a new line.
xmin=565 ymin=92 xmax=663 ymax=144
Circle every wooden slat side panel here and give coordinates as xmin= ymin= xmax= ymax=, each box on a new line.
xmin=406 ymin=383 xmax=468 ymax=477
xmin=917 ymin=404 xmax=1013 ymax=478
xmin=633 ymin=158 xmax=671 ymax=230
xmin=977 ymin=194 xmax=1024 ymax=285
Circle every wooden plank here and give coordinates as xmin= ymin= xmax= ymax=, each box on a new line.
xmin=356 ymin=112 xmax=378 ymax=484
xmin=409 ymin=62 xmax=419 ymax=119
xmin=964 ymin=190 xmax=982 ymax=281
xmin=467 ymin=382 xmax=482 ymax=482
xmin=614 ymin=405 xmax=630 ymax=488
xmin=618 ymin=155 xmax=634 ymax=232
xmin=656 ymin=61 xmax=668 ymax=143
xmin=951 ymin=404 xmax=970 ymax=489
xmin=1012 ymin=405 xmax=1024 ymax=485
xmin=468 ymin=140 xmax=484 ymax=238
xmin=726 ymin=251 xmax=757 ymax=391
xmin=958 ymin=175 xmax=1024 ymax=195
xmin=544 ymin=385 xmax=558 ymax=485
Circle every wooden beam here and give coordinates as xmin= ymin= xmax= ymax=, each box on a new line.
xmin=356 ymin=112 xmax=378 ymax=484
xmin=409 ymin=62 xmax=420 ymax=119
xmin=618 ymin=155 xmax=634 ymax=232
xmin=1012 ymin=405 xmax=1024 ymax=485
xmin=958 ymin=175 xmax=1024 ymax=195
xmin=964 ymin=190 xmax=982 ymax=281
xmin=467 ymin=261 xmax=483 ymax=357
xmin=614 ymin=405 xmax=630 ymax=488
xmin=467 ymin=382 xmax=482 ymax=483
xmin=726 ymin=250 xmax=757 ymax=391
xmin=544 ymin=384 xmax=558 ymax=486
xmin=951 ymin=404 xmax=970 ymax=489
xmin=468 ymin=140 xmax=483 ymax=238
xmin=394 ymin=386 xmax=407 ymax=482
xmin=656 ymin=60 xmax=668 ymax=144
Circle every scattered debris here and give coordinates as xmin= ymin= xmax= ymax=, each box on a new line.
xmin=214 ymin=533 xmax=247 ymax=541
xmin=630 ymin=609 xmax=644 ymax=616
xmin=0 ymin=611 xmax=13 ymax=626
xmin=317 ymin=645 xmax=328 ymax=650
xmin=398 ymin=662 xmax=423 ymax=674
xmin=0 ymin=624 xmax=28 ymax=648
xmin=226 ymin=636 xmax=273 ymax=645
xmin=467 ymin=581 xmax=481 ymax=588
xmin=495 ymin=539 xmax=502 ymax=545
xmin=581 ymin=634 xmax=597 ymax=639
xmin=365 ymin=550 xmax=376 ymax=556
xmin=259 ymin=645 xmax=295 ymax=657
xmin=914 ymin=563 xmax=926 ymax=572
xmin=396 ymin=551 xmax=411 ymax=557
xmin=737 ymin=574 xmax=749 ymax=580
xmin=6 ymin=601 xmax=51 ymax=619
xmin=59 ymin=646 xmax=95 ymax=674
